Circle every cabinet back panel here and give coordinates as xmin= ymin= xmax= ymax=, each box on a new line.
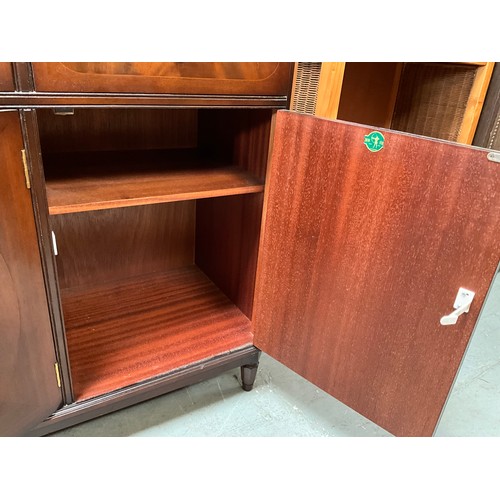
xmin=196 ymin=194 xmax=264 ymax=319
xmin=37 ymin=108 xmax=198 ymax=153
xmin=199 ymin=109 xmax=273 ymax=180
xmin=337 ymin=62 xmax=402 ymax=128
xmin=53 ymin=202 xmax=195 ymax=290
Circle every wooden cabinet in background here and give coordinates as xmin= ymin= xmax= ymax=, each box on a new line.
xmin=473 ymin=62 xmax=500 ymax=150
xmin=291 ymin=62 xmax=495 ymax=144
xmin=0 ymin=62 xmax=499 ymax=437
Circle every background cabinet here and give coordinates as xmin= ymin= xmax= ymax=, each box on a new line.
xmin=473 ymin=62 xmax=500 ymax=150
xmin=291 ymin=62 xmax=495 ymax=144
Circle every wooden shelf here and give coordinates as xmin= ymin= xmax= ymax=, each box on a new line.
xmin=44 ymin=149 xmax=264 ymax=215
xmin=61 ymin=266 xmax=254 ymax=401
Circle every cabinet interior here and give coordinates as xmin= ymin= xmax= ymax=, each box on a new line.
xmin=37 ymin=107 xmax=273 ymax=402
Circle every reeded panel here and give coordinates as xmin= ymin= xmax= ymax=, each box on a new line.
xmin=290 ymin=62 xmax=322 ymax=114
xmin=392 ymin=63 xmax=477 ymax=141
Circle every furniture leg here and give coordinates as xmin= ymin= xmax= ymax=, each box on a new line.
xmin=241 ymin=363 xmax=259 ymax=391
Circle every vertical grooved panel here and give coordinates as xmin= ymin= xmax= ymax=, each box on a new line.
xmin=291 ymin=62 xmax=322 ymax=115
xmin=392 ymin=63 xmax=477 ymax=141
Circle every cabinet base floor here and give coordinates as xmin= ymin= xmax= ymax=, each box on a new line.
xmin=61 ymin=265 xmax=254 ymax=401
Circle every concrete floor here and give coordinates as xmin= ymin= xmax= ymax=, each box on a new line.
xmin=50 ymin=273 xmax=500 ymax=437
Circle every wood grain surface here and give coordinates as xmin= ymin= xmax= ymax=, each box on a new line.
xmin=0 ymin=111 xmax=62 ymax=435
xmin=37 ymin=108 xmax=198 ymax=153
xmin=20 ymin=110 xmax=75 ymax=403
xmin=32 ymin=62 xmax=293 ymax=96
xmin=195 ymin=109 xmax=273 ymax=317
xmin=44 ymin=149 xmax=264 ymax=214
xmin=315 ymin=62 xmax=346 ymax=119
xmin=53 ymin=202 xmax=195 ymax=289
xmin=253 ymin=111 xmax=500 ymax=437
xmin=62 ymin=266 xmax=254 ymax=401
xmin=199 ymin=109 xmax=274 ymax=180
xmin=0 ymin=62 xmax=14 ymax=91
xmin=337 ymin=62 xmax=403 ymax=128
xmin=196 ymin=194 xmax=264 ymax=318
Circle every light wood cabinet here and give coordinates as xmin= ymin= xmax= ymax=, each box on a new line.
xmin=291 ymin=62 xmax=495 ymax=144
xmin=473 ymin=63 xmax=500 ymax=150
xmin=1 ymin=62 xmax=499 ymax=437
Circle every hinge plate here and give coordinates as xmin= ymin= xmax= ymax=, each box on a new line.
xmin=487 ymin=152 xmax=500 ymax=163
xmin=53 ymin=107 xmax=75 ymax=116
xmin=21 ymin=149 xmax=31 ymax=189
xmin=54 ymin=362 xmax=61 ymax=388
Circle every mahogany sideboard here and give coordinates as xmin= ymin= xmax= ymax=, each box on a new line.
xmin=1 ymin=62 xmax=499 ymax=437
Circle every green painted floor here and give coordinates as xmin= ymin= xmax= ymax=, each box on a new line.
xmin=50 ymin=273 xmax=500 ymax=437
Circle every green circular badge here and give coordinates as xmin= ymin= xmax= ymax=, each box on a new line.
xmin=364 ymin=131 xmax=385 ymax=152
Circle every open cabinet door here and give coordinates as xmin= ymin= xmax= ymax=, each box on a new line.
xmin=0 ymin=111 xmax=62 ymax=436
xmin=253 ymin=111 xmax=500 ymax=437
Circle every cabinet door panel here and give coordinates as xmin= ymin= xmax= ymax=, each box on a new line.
xmin=253 ymin=111 xmax=500 ymax=437
xmin=0 ymin=62 xmax=14 ymax=91
xmin=32 ymin=62 xmax=293 ymax=96
xmin=0 ymin=111 xmax=62 ymax=436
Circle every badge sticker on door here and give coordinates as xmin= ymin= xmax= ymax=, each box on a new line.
xmin=364 ymin=131 xmax=385 ymax=152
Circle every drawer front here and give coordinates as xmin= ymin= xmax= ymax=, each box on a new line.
xmin=32 ymin=62 xmax=293 ymax=96
xmin=0 ymin=63 xmax=14 ymax=91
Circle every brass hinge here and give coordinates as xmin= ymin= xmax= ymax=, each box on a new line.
xmin=54 ymin=362 xmax=61 ymax=388
xmin=21 ymin=149 xmax=31 ymax=189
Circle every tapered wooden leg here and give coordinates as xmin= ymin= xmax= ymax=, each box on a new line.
xmin=241 ymin=363 xmax=259 ymax=391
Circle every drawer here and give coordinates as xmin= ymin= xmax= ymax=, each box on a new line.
xmin=0 ymin=63 xmax=14 ymax=91
xmin=32 ymin=62 xmax=293 ymax=96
